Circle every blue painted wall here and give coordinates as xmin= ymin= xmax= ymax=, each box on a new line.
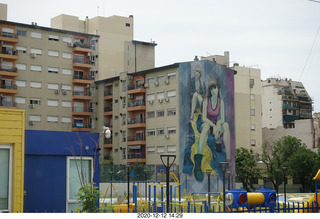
xmin=24 ymin=130 xmax=100 ymax=213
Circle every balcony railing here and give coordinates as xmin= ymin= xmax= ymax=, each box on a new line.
xmin=104 ymin=106 xmax=113 ymax=112
xmin=0 ymin=101 xmax=17 ymax=107
xmin=104 ymin=90 xmax=113 ymax=96
xmin=0 ymin=50 xmax=18 ymax=56
xmin=127 ymin=135 xmax=145 ymax=142
xmin=72 ymin=123 xmax=92 ymax=128
xmin=104 ymin=123 xmax=113 ymax=128
xmin=0 ymin=67 xmax=17 ymax=72
xmin=73 ymin=75 xmax=95 ymax=80
xmin=74 ymin=42 xmax=92 ymax=49
xmin=1 ymin=82 xmax=17 ymax=90
xmin=127 ymin=153 xmax=146 ymax=160
xmin=0 ymin=32 xmax=18 ymax=39
xmin=104 ymin=138 xmax=113 ymax=144
xmin=128 ymin=83 xmax=145 ymax=90
xmin=73 ymin=90 xmax=92 ymax=96
xmin=72 ymin=106 xmax=93 ymax=113
xmin=128 ymin=118 xmax=145 ymax=124
xmin=128 ymin=99 xmax=145 ymax=107
xmin=73 ymin=58 xmax=92 ymax=65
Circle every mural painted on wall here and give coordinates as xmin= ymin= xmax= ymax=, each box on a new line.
xmin=179 ymin=60 xmax=235 ymax=192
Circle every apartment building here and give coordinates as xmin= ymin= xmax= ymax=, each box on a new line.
xmin=261 ymin=77 xmax=313 ymax=129
xmin=202 ymin=53 xmax=263 ymax=155
xmin=51 ymin=14 xmax=157 ymax=80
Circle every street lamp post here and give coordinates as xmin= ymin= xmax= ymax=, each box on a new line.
xmin=125 ymin=164 xmax=132 ymax=212
xmin=160 ymin=154 xmax=176 ymax=213
xmin=206 ymin=169 xmax=212 ymax=212
xmin=219 ymin=162 xmax=229 ymax=212
xmin=226 ymin=170 xmax=231 ymax=190
xmin=282 ymin=166 xmax=288 ymax=212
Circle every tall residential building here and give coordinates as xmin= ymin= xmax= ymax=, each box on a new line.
xmin=201 ymin=53 xmax=263 ymax=155
xmin=261 ymin=78 xmax=313 ymax=129
xmin=51 ymin=14 xmax=157 ymax=80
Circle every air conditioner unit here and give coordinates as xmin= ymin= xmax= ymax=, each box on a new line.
xmin=62 ymin=90 xmax=66 ymax=95
xmin=165 ymin=80 xmax=169 ymax=84
xmin=165 ymin=134 xmax=169 ymax=139
xmin=87 ymin=52 xmax=91 ymax=56
xmin=30 ymin=53 xmax=37 ymax=58
xmin=54 ymin=89 xmax=59 ymax=94
xmin=158 ymin=98 xmax=163 ymax=103
xmin=68 ymin=43 xmax=73 ymax=47
xmin=165 ymin=98 xmax=169 ymax=102
xmin=155 ymin=81 xmax=159 ymax=86
xmin=29 ymin=121 xmax=35 ymax=125
xmin=149 ymin=100 xmax=154 ymax=104
xmin=29 ymin=104 xmax=34 ymax=109
xmin=144 ymin=83 xmax=149 ymax=88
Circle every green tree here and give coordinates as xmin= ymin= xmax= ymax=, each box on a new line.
xmin=76 ymin=182 xmax=100 ymax=212
xmin=261 ymin=135 xmax=319 ymax=193
xmin=235 ymin=147 xmax=261 ymax=191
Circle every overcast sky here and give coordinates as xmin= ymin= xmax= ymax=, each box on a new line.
xmin=2 ymin=0 xmax=320 ymax=111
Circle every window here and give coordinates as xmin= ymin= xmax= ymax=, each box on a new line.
xmin=30 ymin=98 xmax=41 ymax=105
xmin=250 ymin=109 xmax=255 ymax=116
xmin=17 ymin=29 xmax=27 ymax=37
xmin=30 ymin=81 xmax=42 ymax=88
xmin=62 ymin=68 xmax=72 ymax=75
xmin=168 ymin=72 xmax=176 ymax=80
xmin=0 ymin=144 xmax=13 ymax=212
xmin=251 ymin=139 xmax=256 ymax=146
xmin=157 ymin=92 xmax=164 ymax=100
xmin=168 ymin=127 xmax=176 ymax=134
xmin=67 ymin=157 xmax=93 ymax=212
xmin=168 ymin=145 xmax=176 ymax=153
xmin=250 ymin=94 xmax=255 ymax=100
xmin=30 ymin=65 xmax=42 ymax=72
xmin=147 ymin=94 xmax=155 ymax=101
xmin=157 ymin=128 xmax=165 ymax=136
xmin=48 ymin=67 xmax=59 ymax=74
xmin=2 ymin=27 xmax=14 ymax=38
xmin=62 ymin=85 xmax=72 ymax=91
xmin=29 ymin=115 xmax=41 ymax=122
xmin=147 ymin=129 xmax=155 ymax=136
xmin=47 ymin=99 xmax=58 ymax=107
xmin=122 ymin=131 xmax=126 ymax=142
xmin=62 ymin=117 xmax=71 ymax=123
xmin=62 ymin=36 xmax=72 ymax=43
xmin=157 ymin=75 xmax=164 ymax=82
xmin=48 ymin=34 xmax=59 ymax=41
xmin=2 ymin=61 xmax=13 ymax=70
xmin=15 ymin=80 xmax=26 ymax=87
xmin=48 ymin=83 xmax=59 ymax=90
xmin=48 ymin=50 xmax=59 ymax=57
xmin=147 ymin=111 xmax=155 ymax=119
xmin=16 ymin=47 xmax=26 ymax=54
xmin=15 ymin=63 xmax=26 ymax=70
xmin=62 ymin=52 xmax=72 ymax=59
xmin=74 ymin=70 xmax=84 ymax=79
xmin=31 ymin=32 xmax=42 ymax=39
xmin=62 ymin=101 xmax=72 ymax=108
xmin=167 ymin=108 xmax=176 ymax=116
xmin=47 ymin=116 xmax=58 ymax=123
xmin=73 ymin=102 xmax=84 ymax=112
xmin=157 ymin=110 xmax=164 ymax=117
xmin=250 ymin=79 xmax=254 ymax=88
xmin=251 ymin=124 xmax=255 ymax=131
xmin=30 ymin=48 xmax=42 ymax=55
xmin=147 ymin=77 xmax=155 ymax=84
xmin=15 ymin=97 xmax=26 ymax=104
xmin=167 ymin=90 xmax=176 ymax=98
xmin=157 ymin=146 xmax=165 ymax=154
xmin=147 ymin=146 xmax=155 ymax=154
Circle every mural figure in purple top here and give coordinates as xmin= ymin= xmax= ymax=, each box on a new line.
xmin=194 ymin=78 xmax=231 ymax=181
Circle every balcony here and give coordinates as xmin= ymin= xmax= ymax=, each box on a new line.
xmin=72 ymin=90 xmax=92 ymax=100
xmin=127 ymin=118 xmax=146 ymax=129
xmin=0 ymin=67 xmax=18 ymax=77
xmin=127 ymin=84 xmax=146 ymax=94
xmin=0 ymin=32 xmax=18 ymax=43
xmin=104 ymin=90 xmax=113 ymax=100
xmin=104 ymin=138 xmax=113 ymax=148
xmin=0 ymin=50 xmax=18 ymax=60
xmin=104 ymin=106 xmax=113 ymax=116
xmin=73 ymin=42 xmax=93 ymax=53
xmin=73 ymin=58 xmax=93 ymax=69
xmin=127 ymin=99 xmax=146 ymax=112
xmin=72 ymin=106 xmax=93 ymax=116
xmin=127 ymin=135 xmax=146 ymax=146
xmin=0 ymin=100 xmax=16 ymax=108
xmin=127 ymin=152 xmax=146 ymax=163
xmin=73 ymin=75 xmax=94 ymax=84
xmin=72 ymin=122 xmax=92 ymax=132
xmin=0 ymin=82 xmax=18 ymax=94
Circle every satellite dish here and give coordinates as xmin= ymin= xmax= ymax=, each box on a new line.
xmin=103 ymin=126 xmax=111 ymax=139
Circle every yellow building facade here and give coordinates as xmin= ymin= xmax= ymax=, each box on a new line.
xmin=0 ymin=109 xmax=25 ymax=212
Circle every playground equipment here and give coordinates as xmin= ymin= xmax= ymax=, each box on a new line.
xmin=225 ymin=187 xmax=276 ymax=212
